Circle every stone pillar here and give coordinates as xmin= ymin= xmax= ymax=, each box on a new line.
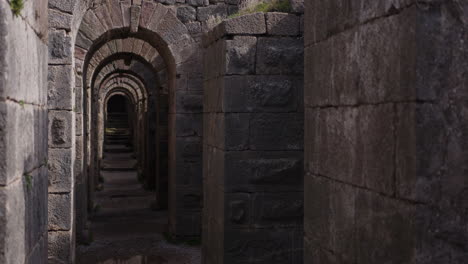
xmin=48 ymin=5 xmax=76 ymax=263
xmin=0 ymin=0 xmax=49 ymax=263
xmin=304 ymin=1 xmax=468 ymax=263
xmin=203 ymin=12 xmax=304 ymax=264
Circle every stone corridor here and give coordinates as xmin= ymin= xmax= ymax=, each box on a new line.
xmin=0 ymin=0 xmax=467 ymax=263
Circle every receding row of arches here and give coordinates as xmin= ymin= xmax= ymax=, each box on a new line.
xmin=46 ymin=1 xmax=204 ymax=261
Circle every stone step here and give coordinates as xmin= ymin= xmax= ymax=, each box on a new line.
xmin=101 ymin=159 xmax=137 ymax=171
xmin=102 ymin=152 xmax=135 ymax=161
xmin=104 ymin=145 xmax=133 ymax=153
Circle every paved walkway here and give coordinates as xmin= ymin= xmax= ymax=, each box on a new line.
xmin=76 ymin=114 xmax=200 ymax=264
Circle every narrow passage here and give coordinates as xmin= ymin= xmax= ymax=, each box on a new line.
xmin=76 ymin=112 xmax=200 ymax=264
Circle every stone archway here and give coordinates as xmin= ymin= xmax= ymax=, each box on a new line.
xmin=47 ymin=1 xmax=203 ymax=262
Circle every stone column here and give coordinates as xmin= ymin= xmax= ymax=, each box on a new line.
xmin=48 ymin=5 xmax=76 ymax=263
xmin=203 ymin=12 xmax=304 ymax=264
xmin=304 ymin=1 xmax=468 ymax=263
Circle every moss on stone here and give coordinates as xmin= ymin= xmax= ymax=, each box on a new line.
xmin=228 ymin=0 xmax=292 ymax=19
xmin=10 ymin=0 xmax=24 ymax=16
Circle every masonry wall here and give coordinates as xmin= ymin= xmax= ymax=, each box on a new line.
xmin=0 ymin=1 xmax=49 ymax=263
xmin=304 ymin=1 xmax=468 ymax=263
xmin=203 ymin=12 xmax=304 ymax=264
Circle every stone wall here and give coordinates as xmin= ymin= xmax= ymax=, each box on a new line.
xmin=0 ymin=0 xmax=49 ymax=263
xmin=203 ymin=12 xmax=304 ymax=263
xmin=304 ymin=1 xmax=468 ymax=263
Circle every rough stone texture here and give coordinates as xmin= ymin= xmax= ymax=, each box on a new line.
xmin=266 ymin=12 xmax=301 ymax=36
xmin=203 ymin=14 xmax=304 ymax=264
xmin=48 ymin=0 xmax=77 ymax=262
xmin=304 ymin=1 xmax=468 ymax=263
xmin=177 ymin=6 xmax=197 ymax=23
xmin=0 ymin=0 xmax=49 ymax=263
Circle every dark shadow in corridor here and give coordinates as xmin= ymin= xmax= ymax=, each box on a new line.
xmin=76 ymin=95 xmax=200 ymax=263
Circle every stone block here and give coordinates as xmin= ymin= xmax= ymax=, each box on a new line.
xmin=176 ymin=91 xmax=203 ymax=113
xmin=225 ymin=36 xmax=256 ymax=75
xmin=197 ymin=4 xmax=228 ymax=22
xmin=249 ymin=113 xmax=303 ymax=150
xmin=48 ymin=148 xmax=73 ymax=193
xmin=139 ymin=1 xmax=157 ymax=28
xmin=176 ymin=113 xmax=203 ymax=137
xmin=80 ymin=10 xmax=106 ymax=41
xmin=0 ymin=8 xmax=48 ymax=105
xmin=224 ymin=151 xmax=303 ymax=192
xmin=224 ymin=75 xmax=301 ymax=113
xmin=310 ymin=105 xmax=395 ymax=194
xmin=227 ymin=5 xmax=239 ymax=16
xmin=186 ymin=21 xmax=202 ymax=36
xmin=290 ymin=0 xmax=304 ymax=13
xmin=154 ymin=10 xmax=189 ymax=46
xmin=48 ymin=65 xmax=74 ymax=110
xmin=256 ymin=37 xmax=303 ymax=75
xmin=48 ymin=0 xmax=74 ymax=13
xmin=220 ymin=12 xmax=266 ymax=35
xmin=75 ymin=30 xmax=92 ymax=50
xmin=177 ymin=6 xmax=197 ymax=23
xmin=121 ymin=2 xmax=132 ymax=28
xmin=224 ymin=193 xmax=252 ymax=228
xmin=253 ymin=192 xmax=303 ymax=227
xmin=130 ymin=5 xmax=141 ymax=33
xmin=355 ymin=190 xmax=416 ymax=264
xmin=48 ymin=9 xmax=72 ymax=31
xmin=0 ymin=166 xmax=48 ymax=263
xmin=0 ymin=102 xmax=48 ymax=185
xmin=176 ymin=137 xmax=203 ymax=163
xmin=48 ymin=231 xmax=72 ymax=263
xmin=224 ymin=228 xmax=303 ymax=263
xmin=48 ymin=110 xmax=74 ymax=148
xmin=48 ymin=194 xmax=72 ymax=231
xmin=224 ymin=113 xmax=249 ymax=151
xmin=49 ymin=30 xmax=72 ymax=65
xmin=304 ymin=175 xmax=357 ymax=259
xmin=108 ymin=0 xmax=124 ymax=28
xmin=0 ymin=181 xmax=26 ymax=264
xmin=93 ymin=4 xmax=114 ymax=31
xmin=266 ymin=12 xmax=300 ymax=36
xmin=187 ymin=0 xmax=209 ymax=7
xmin=396 ymin=103 xmax=446 ymax=203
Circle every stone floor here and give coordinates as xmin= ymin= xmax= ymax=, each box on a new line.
xmin=76 ymin=121 xmax=200 ymax=264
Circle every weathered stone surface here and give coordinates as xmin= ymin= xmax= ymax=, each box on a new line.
xmin=290 ymin=0 xmax=304 ymax=13
xmin=249 ymin=113 xmax=304 ymax=150
xmin=130 ymin=5 xmax=141 ymax=33
xmin=266 ymin=12 xmax=300 ymax=36
xmin=48 ymin=148 xmax=73 ymax=193
xmin=176 ymin=91 xmax=203 ymax=113
xmin=48 ymin=194 xmax=72 ymax=231
xmin=197 ymin=4 xmax=228 ymax=22
xmin=49 ymin=31 xmax=72 ymax=64
xmin=48 ymin=9 xmax=73 ymax=31
xmin=48 ymin=65 xmax=74 ymax=110
xmin=256 ymin=37 xmax=303 ymax=75
xmin=48 ymin=111 xmax=73 ymax=148
xmin=0 ymin=4 xmax=49 ymax=263
xmin=220 ymin=12 xmax=266 ymax=35
xmin=203 ymin=22 xmax=304 ymax=263
xmin=48 ymin=0 xmax=74 ymax=13
xmin=187 ymin=0 xmax=209 ymax=7
xmin=48 ymin=231 xmax=72 ymax=263
xmin=224 ymin=75 xmax=301 ymax=113
xmin=177 ymin=6 xmax=197 ymax=23
xmin=225 ymin=36 xmax=256 ymax=75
